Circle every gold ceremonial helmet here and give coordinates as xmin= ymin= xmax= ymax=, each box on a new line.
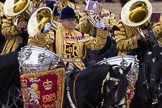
xmin=27 ymin=7 xmax=53 ymax=37
xmin=121 ymin=0 xmax=152 ymax=27
xmin=3 ymin=0 xmax=30 ymax=16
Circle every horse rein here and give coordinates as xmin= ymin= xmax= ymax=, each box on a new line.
xmin=73 ymin=72 xmax=79 ymax=108
xmin=101 ymin=72 xmax=120 ymax=94
xmin=66 ymin=71 xmax=79 ymax=108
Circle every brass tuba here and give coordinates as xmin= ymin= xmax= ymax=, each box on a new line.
xmin=27 ymin=7 xmax=58 ymax=37
xmin=3 ymin=0 xmax=31 ymax=26
xmin=121 ymin=0 xmax=152 ymax=27
xmin=121 ymin=0 xmax=152 ymax=41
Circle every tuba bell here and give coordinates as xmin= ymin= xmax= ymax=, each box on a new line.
xmin=121 ymin=0 xmax=152 ymax=41
xmin=121 ymin=0 xmax=152 ymax=27
xmin=27 ymin=7 xmax=58 ymax=37
xmin=3 ymin=0 xmax=31 ymax=26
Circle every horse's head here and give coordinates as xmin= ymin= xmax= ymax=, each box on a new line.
xmin=100 ymin=63 xmax=131 ymax=108
xmin=144 ymin=45 xmax=162 ymax=106
xmin=64 ymin=55 xmax=138 ymax=108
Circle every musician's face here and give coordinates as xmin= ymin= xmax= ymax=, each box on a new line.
xmin=61 ymin=18 xmax=76 ymax=29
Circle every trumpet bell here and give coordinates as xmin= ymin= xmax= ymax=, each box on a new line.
xmin=3 ymin=0 xmax=30 ymax=16
xmin=27 ymin=7 xmax=53 ymax=37
xmin=121 ymin=0 xmax=152 ymax=27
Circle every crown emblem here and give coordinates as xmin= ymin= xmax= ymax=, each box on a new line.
xmin=64 ymin=34 xmax=75 ymax=43
xmin=43 ymin=79 xmax=53 ymax=90
xmin=29 ymin=77 xmax=40 ymax=82
xmin=21 ymin=78 xmax=27 ymax=87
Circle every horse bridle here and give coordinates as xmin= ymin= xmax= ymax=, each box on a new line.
xmin=101 ymin=72 xmax=120 ymax=95
xmin=100 ymin=71 xmax=125 ymax=108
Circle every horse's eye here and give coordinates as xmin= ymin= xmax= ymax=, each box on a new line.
xmin=147 ymin=51 xmax=152 ymax=55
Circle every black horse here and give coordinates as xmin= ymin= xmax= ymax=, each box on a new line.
xmin=130 ymin=45 xmax=162 ymax=108
xmin=0 ymin=51 xmax=23 ymax=108
xmin=63 ymin=63 xmax=130 ymax=108
xmin=0 ymin=50 xmax=130 ymax=108
xmin=145 ymin=45 xmax=162 ymax=108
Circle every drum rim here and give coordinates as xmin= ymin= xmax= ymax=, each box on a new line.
xmin=18 ymin=45 xmax=65 ymax=73
xmin=20 ymin=45 xmax=58 ymax=56
xmin=97 ymin=55 xmax=137 ymax=64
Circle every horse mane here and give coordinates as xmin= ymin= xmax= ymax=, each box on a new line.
xmin=78 ymin=64 xmax=111 ymax=82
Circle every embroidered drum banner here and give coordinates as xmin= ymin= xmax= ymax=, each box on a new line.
xmin=20 ymin=68 xmax=65 ymax=108
xmin=18 ymin=45 xmax=66 ymax=108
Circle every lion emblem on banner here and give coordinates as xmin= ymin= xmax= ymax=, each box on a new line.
xmin=18 ymin=45 xmax=66 ymax=108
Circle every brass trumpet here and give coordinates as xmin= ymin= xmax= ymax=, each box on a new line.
xmin=27 ymin=7 xmax=58 ymax=37
xmin=3 ymin=0 xmax=31 ymax=26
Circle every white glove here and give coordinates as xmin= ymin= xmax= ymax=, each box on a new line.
xmin=43 ymin=23 xmax=52 ymax=33
xmin=96 ymin=19 xmax=105 ymax=30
